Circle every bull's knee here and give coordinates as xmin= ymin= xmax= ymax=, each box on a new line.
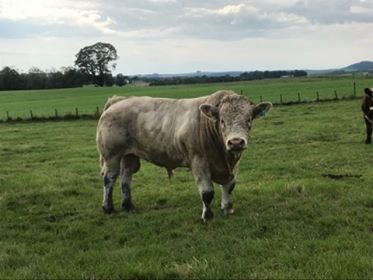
xmin=202 ymin=190 xmax=214 ymax=205
xmin=228 ymin=182 xmax=236 ymax=194
xmin=221 ymin=181 xmax=235 ymax=215
xmin=201 ymin=190 xmax=214 ymax=222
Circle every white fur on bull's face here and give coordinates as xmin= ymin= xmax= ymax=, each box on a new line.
xmin=218 ymin=99 xmax=252 ymax=152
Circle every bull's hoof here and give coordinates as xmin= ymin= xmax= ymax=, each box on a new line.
xmin=221 ymin=208 xmax=235 ymax=215
xmin=122 ymin=200 xmax=135 ymax=212
xmin=201 ymin=209 xmax=214 ymax=223
xmin=102 ymin=205 xmax=115 ymax=214
xmin=221 ymin=202 xmax=234 ymax=216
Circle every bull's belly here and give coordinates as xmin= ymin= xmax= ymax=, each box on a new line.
xmin=130 ymin=147 xmax=189 ymax=170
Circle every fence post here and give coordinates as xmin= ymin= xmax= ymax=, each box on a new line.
xmin=260 ymin=96 xmax=263 ymax=102
xmin=54 ymin=109 xmax=58 ymax=118
xmin=240 ymin=89 xmax=243 ymax=95
xmin=280 ymin=94 xmax=283 ymax=104
xmin=75 ymin=108 xmax=79 ymax=118
xmin=96 ymin=106 xmax=100 ymax=117
xmin=353 ymin=82 xmax=356 ymax=97
xmin=30 ymin=110 xmax=33 ymax=119
xmin=6 ymin=111 xmax=9 ymax=121
xmin=316 ymin=91 xmax=320 ymax=101
xmin=297 ymin=92 xmax=301 ymax=102
xmin=334 ymin=90 xmax=338 ymax=100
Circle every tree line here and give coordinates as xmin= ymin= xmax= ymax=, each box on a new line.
xmin=0 ymin=42 xmax=126 ymax=91
xmin=0 ymin=66 xmax=130 ymax=91
xmin=147 ymin=70 xmax=307 ymax=86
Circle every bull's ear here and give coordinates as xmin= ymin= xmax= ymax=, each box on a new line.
xmin=364 ymin=88 xmax=373 ymax=96
xmin=252 ymin=102 xmax=272 ymax=119
xmin=199 ymin=104 xmax=219 ymax=121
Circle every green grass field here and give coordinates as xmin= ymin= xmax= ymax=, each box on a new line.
xmin=1 ymin=76 xmax=373 ymax=120
xmin=0 ymin=94 xmax=372 ymax=278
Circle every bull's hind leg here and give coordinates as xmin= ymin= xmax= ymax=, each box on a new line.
xmin=365 ymin=120 xmax=372 ymax=144
xmin=221 ymin=179 xmax=235 ymax=215
xmin=102 ymin=155 xmax=121 ymax=214
xmin=120 ymin=154 xmax=140 ymax=212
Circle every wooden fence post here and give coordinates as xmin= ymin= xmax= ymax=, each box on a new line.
xmin=280 ymin=94 xmax=283 ymax=104
xmin=334 ymin=90 xmax=338 ymax=100
xmin=6 ymin=111 xmax=9 ymax=121
xmin=75 ymin=108 xmax=79 ymax=118
xmin=353 ymin=82 xmax=356 ymax=97
xmin=96 ymin=106 xmax=100 ymax=117
xmin=30 ymin=110 xmax=33 ymax=119
xmin=316 ymin=91 xmax=320 ymax=101
xmin=54 ymin=109 xmax=58 ymax=118
xmin=297 ymin=92 xmax=301 ymax=102
xmin=240 ymin=89 xmax=243 ymax=95
xmin=260 ymin=96 xmax=263 ymax=102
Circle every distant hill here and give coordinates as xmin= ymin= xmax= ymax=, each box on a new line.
xmin=307 ymin=60 xmax=373 ymax=75
xmin=343 ymin=61 xmax=373 ymax=71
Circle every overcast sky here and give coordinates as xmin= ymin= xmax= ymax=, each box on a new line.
xmin=0 ymin=0 xmax=373 ymax=75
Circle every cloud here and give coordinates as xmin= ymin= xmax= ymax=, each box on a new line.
xmin=0 ymin=0 xmax=118 ymax=37
xmin=1 ymin=0 xmax=373 ymax=74
xmin=1 ymin=0 xmax=373 ymax=40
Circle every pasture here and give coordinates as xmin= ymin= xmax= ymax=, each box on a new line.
xmin=1 ymin=75 xmax=373 ymax=120
xmin=0 ymin=92 xmax=372 ymax=278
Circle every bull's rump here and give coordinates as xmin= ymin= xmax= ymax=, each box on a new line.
xmin=96 ymin=96 xmax=206 ymax=169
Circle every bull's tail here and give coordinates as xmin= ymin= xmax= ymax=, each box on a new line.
xmin=103 ymin=95 xmax=128 ymax=111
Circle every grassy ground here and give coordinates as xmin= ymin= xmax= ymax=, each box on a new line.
xmin=0 ymin=98 xmax=372 ymax=279
xmin=1 ymin=76 xmax=373 ymax=120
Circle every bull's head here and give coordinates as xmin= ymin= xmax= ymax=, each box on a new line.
xmin=200 ymin=95 xmax=272 ymax=153
xmin=365 ymin=88 xmax=373 ymax=99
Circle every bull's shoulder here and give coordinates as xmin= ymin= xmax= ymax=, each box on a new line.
xmin=205 ymin=90 xmax=237 ymax=106
xmin=103 ymin=95 xmax=129 ymax=111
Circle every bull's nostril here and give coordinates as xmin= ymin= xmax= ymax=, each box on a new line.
xmin=228 ymin=138 xmax=245 ymax=149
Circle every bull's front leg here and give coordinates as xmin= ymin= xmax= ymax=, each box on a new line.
xmin=191 ymin=158 xmax=215 ymax=222
xmin=221 ymin=179 xmax=235 ymax=215
xmin=365 ymin=119 xmax=372 ymax=144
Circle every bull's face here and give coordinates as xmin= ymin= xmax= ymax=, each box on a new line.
xmin=200 ymin=95 xmax=272 ymax=153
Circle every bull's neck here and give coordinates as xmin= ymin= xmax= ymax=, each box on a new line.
xmin=202 ymin=118 xmax=242 ymax=174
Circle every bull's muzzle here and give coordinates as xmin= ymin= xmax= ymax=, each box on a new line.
xmin=227 ymin=137 xmax=246 ymax=152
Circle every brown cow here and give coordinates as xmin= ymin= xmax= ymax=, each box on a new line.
xmin=96 ymin=90 xmax=272 ymax=221
xmin=362 ymin=88 xmax=373 ymax=144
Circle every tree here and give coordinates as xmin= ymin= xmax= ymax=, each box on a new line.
xmin=27 ymin=67 xmax=47 ymax=89
xmin=115 ymin=73 xmax=127 ymax=87
xmin=74 ymin=42 xmax=118 ymax=87
xmin=0 ymin=66 xmax=25 ymax=90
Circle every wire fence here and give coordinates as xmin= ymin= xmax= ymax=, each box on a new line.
xmin=0 ymin=88 xmax=362 ymax=123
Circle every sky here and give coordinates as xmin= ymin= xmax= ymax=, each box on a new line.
xmin=0 ymin=0 xmax=373 ymax=75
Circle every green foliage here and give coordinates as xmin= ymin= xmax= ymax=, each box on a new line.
xmin=0 ymin=99 xmax=372 ymax=278
xmin=75 ymin=42 xmax=118 ymax=87
xmin=0 ymin=66 xmax=86 ymax=91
